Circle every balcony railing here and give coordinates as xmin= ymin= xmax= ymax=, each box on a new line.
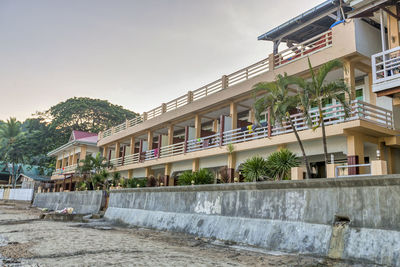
xmin=107 ymin=101 xmax=393 ymax=169
xmin=99 ymin=29 xmax=337 ymax=141
xmin=274 ymin=30 xmax=332 ymax=67
xmin=372 ymin=46 xmax=400 ymax=85
xmin=52 ymin=164 xmax=78 ymax=176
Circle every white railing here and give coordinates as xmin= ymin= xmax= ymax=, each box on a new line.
xmin=108 ymin=101 xmax=392 ymax=169
xmin=159 ymin=142 xmax=185 ymax=158
xmin=99 ymin=30 xmax=333 ymax=140
xmin=335 ymin=163 xmax=371 ymax=178
xmin=274 ymin=30 xmax=332 ymax=67
xmin=372 ymin=46 xmax=400 ymax=84
xmin=186 ymin=133 xmax=221 ymax=152
xmin=52 ymin=164 xmax=78 ymax=175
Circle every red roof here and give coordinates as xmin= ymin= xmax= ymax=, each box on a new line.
xmin=72 ymin=130 xmax=98 ymax=141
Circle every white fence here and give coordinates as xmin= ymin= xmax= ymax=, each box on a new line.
xmin=0 ymin=188 xmax=34 ymax=202
xmin=372 ymin=46 xmax=400 ymax=85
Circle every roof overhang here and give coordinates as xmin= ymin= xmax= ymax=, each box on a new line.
xmin=47 ymin=140 xmax=97 ymax=157
xmin=257 ymin=0 xmax=351 ymax=43
xmin=347 ymin=0 xmax=395 ymax=18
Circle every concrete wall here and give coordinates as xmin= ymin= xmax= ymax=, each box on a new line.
xmin=0 ymin=188 xmax=34 ymax=202
xmin=33 ymin=190 xmax=105 ymax=214
xmin=105 ymin=176 xmax=400 ymax=266
xmin=8 ymin=189 xmax=34 ymax=201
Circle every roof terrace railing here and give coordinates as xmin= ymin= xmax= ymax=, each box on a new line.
xmin=106 ymin=101 xmax=393 ymax=169
xmin=99 ymin=29 xmax=335 ymax=141
xmin=371 ymin=45 xmax=400 ymax=85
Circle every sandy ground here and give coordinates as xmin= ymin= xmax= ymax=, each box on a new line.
xmin=0 ymin=202 xmax=371 ymax=267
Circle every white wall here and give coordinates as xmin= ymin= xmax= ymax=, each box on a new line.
xmin=8 ymin=189 xmax=34 ymax=201
xmin=199 ymin=155 xmax=227 ymax=169
xmin=133 ymin=168 xmax=146 ymax=178
xmin=355 ymin=18 xmax=382 ymax=57
xmin=171 ymin=160 xmax=192 ymax=174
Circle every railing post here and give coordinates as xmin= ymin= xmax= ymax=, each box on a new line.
xmin=125 ymin=120 xmax=129 ymax=129
xmin=219 ymin=115 xmax=225 ymax=146
xmin=111 ymin=127 xmax=115 ymax=135
xmin=187 ymin=91 xmax=193 ymax=103
xmin=142 ymin=112 xmax=148 ymax=121
xmin=157 ymin=134 xmax=162 ymax=158
xmin=267 ymin=107 xmax=271 ymax=137
xmin=184 ymin=126 xmax=189 ymax=154
xmin=161 ymin=103 xmax=167 ymax=114
xmin=121 ymin=146 xmax=126 ymax=166
xmin=268 ymin=53 xmax=275 ymax=70
xmin=222 ymin=75 xmax=228 ymax=89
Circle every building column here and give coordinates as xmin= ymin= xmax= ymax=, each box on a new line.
xmin=62 ymin=154 xmax=67 ymax=168
xmin=147 ymin=130 xmax=153 ymax=150
xmin=343 ymin=59 xmax=355 ymax=100
xmin=387 ymin=147 xmax=395 ymax=174
xmin=367 ymin=72 xmax=376 ymax=105
xmin=56 ymin=159 xmax=61 ymax=169
xmin=195 ymin=114 xmax=201 ymax=139
xmin=68 ymin=153 xmax=73 ymax=166
xmin=249 ymin=108 xmax=255 ymax=124
xmin=102 ymin=145 xmax=108 ymax=158
xmin=227 ymin=152 xmax=236 ymax=183
xmin=128 ymin=169 xmax=133 ymax=179
xmin=129 ymin=136 xmax=135 ymax=155
xmin=347 ymin=134 xmax=364 ymax=175
xmin=80 ymin=145 xmax=87 ymax=162
xmin=212 ymin=119 xmax=218 ymax=133
xmin=230 ymin=102 xmax=237 ymax=130
xmin=145 ymin=167 xmax=153 ymax=177
xmin=164 ymin=163 xmax=172 ymax=186
xmin=72 ymin=148 xmax=78 ymax=165
xmin=167 ymin=125 xmax=174 ymax=145
xmin=115 ymin=142 xmax=120 ymax=158
xmin=192 ymin=158 xmax=199 ymax=172
xmin=387 ymin=6 xmax=400 ymax=49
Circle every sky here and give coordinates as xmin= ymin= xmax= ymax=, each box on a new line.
xmin=0 ymin=0 xmax=323 ymax=121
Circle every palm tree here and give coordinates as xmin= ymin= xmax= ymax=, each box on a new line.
xmin=0 ymin=117 xmax=22 ymax=187
xmin=294 ymin=59 xmax=350 ymax=171
xmin=253 ymin=74 xmax=312 ymax=179
xmin=76 ymin=152 xmax=112 ymax=189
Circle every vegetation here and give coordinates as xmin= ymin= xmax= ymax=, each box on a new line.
xmin=0 ymin=97 xmax=137 ymax=184
xmin=240 ymin=155 xmax=269 ymax=182
xmin=177 ymin=169 xmax=214 ymax=186
xmin=253 ymin=74 xmax=312 ymax=178
xmin=76 ymin=152 xmax=112 ymax=189
xmin=294 ymin=59 xmax=350 ymax=170
xmin=266 ymin=149 xmax=299 ymax=180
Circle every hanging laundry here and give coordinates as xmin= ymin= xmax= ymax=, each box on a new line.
xmin=247 ymin=125 xmax=253 ymax=134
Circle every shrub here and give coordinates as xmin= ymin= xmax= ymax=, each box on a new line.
xmin=127 ymin=178 xmax=147 ymax=188
xmin=178 ymin=169 xmax=214 ymax=186
xmin=177 ymin=171 xmax=195 ymax=186
xmin=241 ymin=156 xmax=269 ymax=182
xmin=146 ymin=175 xmax=157 ymax=187
xmin=194 ymin=169 xmax=214 ymax=185
xmin=266 ymin=149 xmax=299 ymax=180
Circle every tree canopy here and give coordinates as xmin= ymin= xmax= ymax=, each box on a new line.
xmin=0 ymin=97 xmax=138 ymax=181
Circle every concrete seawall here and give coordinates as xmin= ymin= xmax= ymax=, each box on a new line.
xmin=105 ymin=175 xmax=400 ymax=266
xmin=33 ymin=191 xmax=106 ymax=214
xmin=0 ymin=188 xmax=34 ymax=202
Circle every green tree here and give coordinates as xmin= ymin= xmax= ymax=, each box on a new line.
xmin=0 ymin=118 xmax=23 ymax=187
xmin=77 ymin=152 xmax=112 ymax=189
xmin=240 ymin=155 xmax=269 ymax=182
xmin=294 ymin=59 xmax=350 ymax=170
xmin=38 ymin=97 xmax=139 ymax=144
xmin=253 ymin=74 xmax=312 ymax=179
xmin=266 ymin=149 xmax=299 ymax=180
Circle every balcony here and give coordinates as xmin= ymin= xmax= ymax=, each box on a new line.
xmin=372 ymin=46 xmax=400 ymax=95
xmin=52 ymin=164 xmax=78 ymax=176
xmin=108 ymin=101 xmax=393 ymax=169
xmin=98 ymin=26 xmax=347 ymax=142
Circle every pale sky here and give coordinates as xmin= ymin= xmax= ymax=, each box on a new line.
xmin=0 ymin=0 xmax=322 ymax=121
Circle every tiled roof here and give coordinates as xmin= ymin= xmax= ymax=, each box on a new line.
xmin=72 ymin=130 xmax=98 ymax=141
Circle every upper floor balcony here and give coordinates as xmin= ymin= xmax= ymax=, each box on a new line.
xmin=107 ymin=100 xmax=394 ymax=170
xmin=372 ymin=45 xmax=400 ymax=96
xmin=51 ymin=164 xmax=78 ymax=177
xmin=99 ymin=18 xmax=377 ymax=146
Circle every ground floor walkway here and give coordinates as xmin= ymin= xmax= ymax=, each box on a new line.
xmin=0 ymin=202 xmax=370 ymax=266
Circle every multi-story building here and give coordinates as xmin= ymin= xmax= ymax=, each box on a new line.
xmin=97 ymin=0 xmax=400 ymax=184
xmin=48 ymin=130 xmax=99 ymax=191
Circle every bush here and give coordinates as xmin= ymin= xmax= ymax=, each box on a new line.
xmin=266 ymin=149 xmax=299 ymax=180
xmin=241 ymin=156 xmax=269 ymax=182
xmin=126 ymin=177 xmax=147 ymax=188
xmin=146 ymin=175 xmax=157 ymax=187
xmin=178 ymin=169 xmax=214 ymax=186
